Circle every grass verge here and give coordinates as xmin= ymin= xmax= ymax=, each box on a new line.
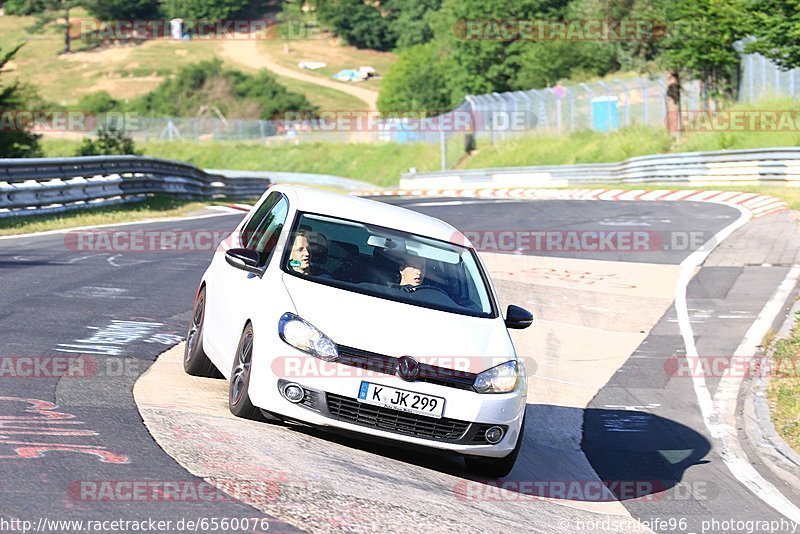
xmin=275 ymin=76 xmax=366 ymax=111
xmin=0 ymin=194 xmax=243 ymax=237
xmin=768 ymin=310 xmax=800 ymax=453
xmin=41 ymin=139 xmax=442 ymax=187
xmin=459 ymin=98 xmax=800 ymax=170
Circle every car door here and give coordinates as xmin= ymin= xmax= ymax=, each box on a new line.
xmin=214 ymin=192 xmax=290 ymax=373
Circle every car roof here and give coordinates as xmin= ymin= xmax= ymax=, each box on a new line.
xmin=271 ymin=185 xmax=467 ymax=245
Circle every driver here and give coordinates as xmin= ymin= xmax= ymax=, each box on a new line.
xmin=289 ymin=230 xmax=331 ymax=277
xmin=288 ymin=230 xmax=312 ymax=275
xmin=391 ymin=254 xmax=425 ymax=292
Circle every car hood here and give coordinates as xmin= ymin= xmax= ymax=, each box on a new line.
xmin=282 ymin=274 xmax=515 ymax=372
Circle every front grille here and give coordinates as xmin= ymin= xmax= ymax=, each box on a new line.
xmin=326 ymin=392 xmax=470 ymax=442
xmin=336 ymin=345 xmax=478 ymax=391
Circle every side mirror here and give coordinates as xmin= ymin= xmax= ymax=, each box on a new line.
xmin=505 ymin=304 xmax=533 ymax=330
xmin=225 ymin=248 xmax=264 ymax=276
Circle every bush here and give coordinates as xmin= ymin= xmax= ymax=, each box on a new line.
xmin=130 ymin=59 xmax=315 ymax=119
xmin=77 ymin=91 xmax=120 ymax=115
xmin=77 ymin=127 xmax=141 ymax=156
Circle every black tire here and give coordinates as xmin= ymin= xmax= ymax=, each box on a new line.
xmin=183 ymin=285 xmax=221 ymax=378
xmin=228 ymin=323 xmax=263 ymax=420
xmin=464 ymin=414 xmax=526 ymax=479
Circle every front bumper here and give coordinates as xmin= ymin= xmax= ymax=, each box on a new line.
xmin=248 ymin=348 xmax=526 ymax=458
xmin=278 ymin=380 xmax=510 ymax=446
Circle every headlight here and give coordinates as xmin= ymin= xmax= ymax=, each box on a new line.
xmin=278 ymin=312 xmax=338 ymax=361
xmin=473 ymin=360 xmax=519 ymax=393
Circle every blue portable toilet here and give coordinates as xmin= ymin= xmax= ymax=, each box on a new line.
xmin=591 ymin=96 xmax=619 ymax=132
xmin=390 ymin=118 xmax=420 ymax=143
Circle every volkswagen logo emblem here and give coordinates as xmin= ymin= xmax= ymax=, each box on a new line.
xmin=397 ymin=356 xmax=420 ymax=381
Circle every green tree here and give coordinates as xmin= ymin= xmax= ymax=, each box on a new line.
xmin=83 ymin=0 xmax=160 ymax=20
xmin=386 ymin=0 xmax=442 ymax=49
xmin=0 ymin=45 xmax=43 ymax=158
xmin=658 ymin=0 xmax=749 ymax=103
xmin=377 ymin=43 xmax=452 ymax=113
xmin=430 ymin=0 xmax=572 ymax=102
xmin=509 ymin=40 xmax=616 ymax=90
xmin=18 ymin=0 xmax=82 ymax=53
xmin=570 ymin=0 xmax=747 ymax=117
xmin=3 ymin=0 xmax=48 ymax=15
xmin=160 ymin=0 xmax=253 ymax=21
xmin=315 ymin=0 xmax=396 ymax=50
xmin=746 ymin=0 xmax=800 ymax=70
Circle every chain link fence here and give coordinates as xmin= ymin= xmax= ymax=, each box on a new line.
xmin=436 ymin=76 xmax=703 ymax=168
xmin=739 ymin=50 xmax=800 ymax=103
xmin=81 ymin=74 xmax=697 ymax=170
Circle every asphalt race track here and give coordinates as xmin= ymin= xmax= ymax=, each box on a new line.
xmin=0 ymin=197 xmax=798 ymax=533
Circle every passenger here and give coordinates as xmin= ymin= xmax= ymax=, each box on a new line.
xmin=391 ymin=254 xmax=426 ymax=292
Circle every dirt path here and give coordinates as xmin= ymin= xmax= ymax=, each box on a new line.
xmin=219 ymin=39 xmax=378 ymax=110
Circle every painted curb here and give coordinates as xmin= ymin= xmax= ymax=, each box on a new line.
xmin=351 ymin=188 xmax=788 ymax=219
xmin=227 ymin=203 xmax=253 ymax=212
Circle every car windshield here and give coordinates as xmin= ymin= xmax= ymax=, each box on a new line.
xmin=282 ymin=212 xmax=495 ymax=318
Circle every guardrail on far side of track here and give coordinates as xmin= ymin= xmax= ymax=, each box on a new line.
xmin=398 ymin=147 xmax=800 ymax=190
xmin=0 ymin=156 xmax=270 ymax=219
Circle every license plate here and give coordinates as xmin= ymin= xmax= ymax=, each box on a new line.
xmin=357 ymin=381 xmax=445 ymax=419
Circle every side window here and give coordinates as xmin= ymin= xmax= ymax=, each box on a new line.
xmin=252 ymin=197 xmax=289 ymax=264
xmin=241 ymin=193 xmax=280 ymax=248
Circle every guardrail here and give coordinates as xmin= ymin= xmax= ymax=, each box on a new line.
xmin=0 ymin=156 xmax=271 ymax=218
xmin=400 ymin=147 xmax=800 ymax=190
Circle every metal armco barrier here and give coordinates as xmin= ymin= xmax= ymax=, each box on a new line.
xmin=400 ymin=147 xmax=800 ymax=190
xmin=0 ymin=156 xmax=271 ymax=218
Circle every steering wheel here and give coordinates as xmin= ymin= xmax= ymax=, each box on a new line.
xmin=410 ymin=285 xmax=450 ymax=297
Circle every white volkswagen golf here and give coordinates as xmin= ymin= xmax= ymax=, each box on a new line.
xmin=184 ymin=185 xmax=532 ymax=477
